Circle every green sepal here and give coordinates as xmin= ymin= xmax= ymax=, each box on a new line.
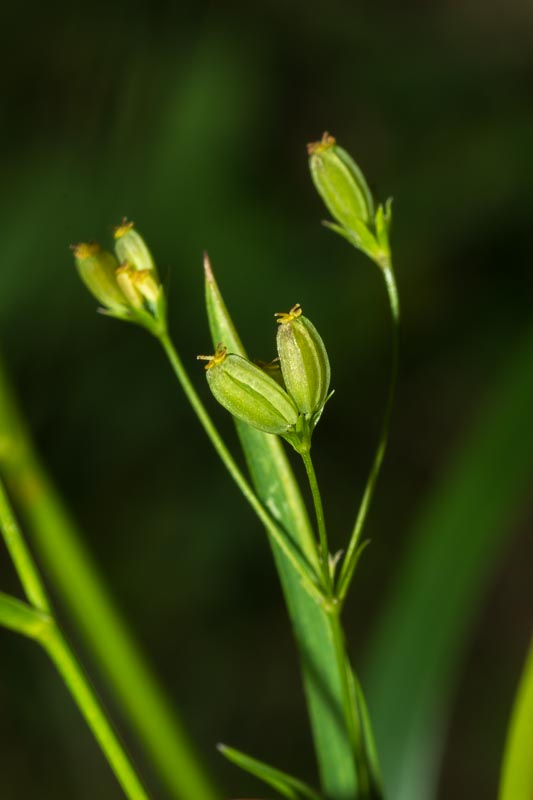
xmin=375 ymin=198 xmax=393 ymax=256
xmin=218 ymin=743 xmax=323 ymax=800
xmin=323 ymin=221 xmax=389 ymax=270
xmin=281 ymin=412 xmax=312 ymax=455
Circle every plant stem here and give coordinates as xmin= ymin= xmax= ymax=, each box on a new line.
xmin=298 ymin=454 xmax=378 ymax=795
xmin=158 ymin=332 xmax=325 ymax=605
xmin=0 ymin=591 xmax=52 ymax=639
xmin=329 ymin=608 xmax=384 ymax=800
xmin=337 ymin=264 xmax=399 ymax=604
xmin=43 ymin=625 xmax=150 ymax=800
xmin=301 ymin=450 xmax=332 ymax=594
xmin=0 ymin=479 xmax=50 ymax=612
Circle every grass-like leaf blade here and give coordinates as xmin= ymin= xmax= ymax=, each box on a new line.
xmin=218 ymin=743 xmax=323 ymax=800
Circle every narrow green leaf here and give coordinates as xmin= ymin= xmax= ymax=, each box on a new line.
xmin=499 ymin=638 xmax=533 ymax=800
xmin=218 ymin=744 xmax=323 ymax=800
xmin=204 ymin=257 xmax=360 ymax=799
xmin=365 ymin=326 xmax=533 ymax=800
xmin=0 ymin=591 xmax=51 ymax=640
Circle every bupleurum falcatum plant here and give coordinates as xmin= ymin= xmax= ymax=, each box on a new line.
xmin=0 ymin=135 xmax=396 ymax=800
xmin=1 ymin=135 xmax=529 ymax=800
xmin=73 ymin=133 xmax=397 ymax=800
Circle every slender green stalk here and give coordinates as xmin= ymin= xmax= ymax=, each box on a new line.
xmin=0 ymin=480 xmax=50 ymax=612
xmin=0 ymin=478 xmax=150 ymax=800
xmin=302 ymin=450 xmax=380 ymax=798
xmin=158 ymin=331 xmax=326 ymax=606
xmin=301 ymin=451 xmax=331 ymax=594
xmin=0 ymin=591 xmax=52 ymax=639
xmin=43 ymin=625 xmax=150 ymax=800
xmin=337 ymin=264 xmax=399 ymax=604
xmin=0 ymin=356 xmax=220 ymax=800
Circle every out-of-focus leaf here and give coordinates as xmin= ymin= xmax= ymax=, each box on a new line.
xmin=365 ymin=326 xmax=533 ymax=800
xmin=218 ymin=743 xmax=323 ymax=800
xmin=0 ymin=591 xmax=51 ymax=640
xmin=499 ymin=638 xmax=533 ymax=800
xmin=0 ymin=355 xmax=220 ymax=800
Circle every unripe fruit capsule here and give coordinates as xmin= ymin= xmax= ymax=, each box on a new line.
xmin=114 ymin=219 xmax=158 ymax=279
xmin=308 ymin=132 xmax=374 ymax=230
xmin=72 ymin=242 xmax=127 ymax=312
xmin=199 ymin=347 xmax=299 ymax=435
xmin=275 ymin=304 xmax=330 ymax=419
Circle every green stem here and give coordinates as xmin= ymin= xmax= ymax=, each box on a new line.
xmin=0 ymin=591 xmax=52 ymax=640
xmin=158 ymin=332 xmax=325 ymax=606
xmin=337 ymin=264 xmax=399 ymax=604
xmin=298 ymin=454 xmax=377 ymax=796
xmin=301 ymin=450 xmax=331 ymax=594
xmin=329 ymin=608 xmax=379 ymax=799
xmin=43 ymin=625 xmax=150 ymax=800
xmin=0 ymin=480 xmax=50 ymax=612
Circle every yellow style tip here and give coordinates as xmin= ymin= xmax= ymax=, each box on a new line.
xmin=71 ymin=241 xmax=101 ymax=260
xmin=197 ymin=344 xmax=227 ymax=370
xmin=113 ymin=218 xmax=135 ymax=240
xmin=275 ymin=303 xmax=302 ymax=324
xmin=307 ymin=132 xmax=336 ymax=156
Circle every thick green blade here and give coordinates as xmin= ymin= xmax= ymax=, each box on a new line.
xmin=365 ymin=326 xmax=533 ymax=800
xmin=499 ymin=638 xmax=533 ymax=800
xmin=218 ymin=743 xmax=323 ymax=800
xmin=205 ymin=257 xmax=362 ymax=799
xmin=0 ymin=591 xmax=51 ymax=640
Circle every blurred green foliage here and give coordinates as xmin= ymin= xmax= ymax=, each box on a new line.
xmin=1 ymin=1 xmax=532 ymax=798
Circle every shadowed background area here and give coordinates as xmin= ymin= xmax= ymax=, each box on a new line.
xmin=1 ymin=1 xmax=532 ymax=798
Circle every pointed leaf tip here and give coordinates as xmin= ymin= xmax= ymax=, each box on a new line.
xmin=203 ymin=251 xmax=214 ymax=281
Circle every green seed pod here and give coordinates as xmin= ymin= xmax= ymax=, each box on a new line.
xmin=114 ymin=220 xmax=158 ymax=279
xmin=198 ymin=347 xmax=299 ymax=435
xmin=308 ymin=132 xmax=374 ymax=229
xmin=72 ymin=242 xmax=127 ymax=312
xmin=275 ymin=304 xmax=330 ymax=419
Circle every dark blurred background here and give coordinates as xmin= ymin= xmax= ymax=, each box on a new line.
xmin=1 ymin=1 xmax=532 ymax=798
